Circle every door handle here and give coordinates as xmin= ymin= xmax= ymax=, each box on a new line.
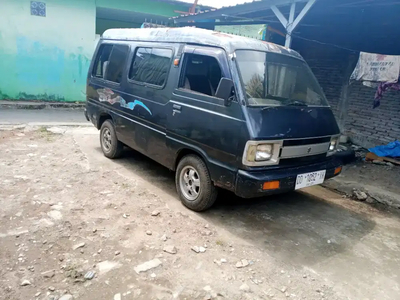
xmin=172 ymin=104 xmax=181 ymax=116
xmin=173 ymin=104 xmax=182 ymax=111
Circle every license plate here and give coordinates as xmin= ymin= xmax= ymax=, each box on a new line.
xmin=295 ymin=170 xmax=326 ymax=190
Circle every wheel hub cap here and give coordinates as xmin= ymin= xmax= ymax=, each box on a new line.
xmin=102 ymin=128 xmax=112 ymax=151
xmin=179 ymin=166 xmax=200 ymax=201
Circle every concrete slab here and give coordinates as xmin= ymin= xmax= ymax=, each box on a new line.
xmin=0 ymin=100 xmax=84 ymax=109
xmin=0 ymin=107 xmax=87 ymax=125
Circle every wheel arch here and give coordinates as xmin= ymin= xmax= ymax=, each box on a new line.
xmin=97 ymin=113 xmax=113 ymax=130
xmin=174 ymin=148 xmax=209 ymax=172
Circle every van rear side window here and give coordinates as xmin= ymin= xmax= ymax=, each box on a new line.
xmin=93 ymin=44 xmax=113 ymax=79
xmin=129 ymin=48 xmax=173 ymax=87
xmin=93 ymin=44 xmax=129 ymax=84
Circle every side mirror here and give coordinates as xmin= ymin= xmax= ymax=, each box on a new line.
xmin=215 ymin=77 xmax=234 ymax=106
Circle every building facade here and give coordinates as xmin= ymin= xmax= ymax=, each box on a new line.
xmin=0 ymin=0 xmax=188 ymax=102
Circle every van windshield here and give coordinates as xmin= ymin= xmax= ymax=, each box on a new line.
xmin=235 ymin=50 xmax=329 ymax=107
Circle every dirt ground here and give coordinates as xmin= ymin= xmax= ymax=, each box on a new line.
xmin=324 ymin=152 xmax=400 ymax=208
xmin=1 ymin=125 xmax=400 ymax=300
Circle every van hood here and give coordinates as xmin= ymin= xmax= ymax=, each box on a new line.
xmin=246 ymin=106 xmax=340 ymax=140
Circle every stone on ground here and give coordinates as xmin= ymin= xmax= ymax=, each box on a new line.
xmin=134 ymin=259 xmax=162 ymax=274
xmin=163 ymin=245 xmax=177 ymax=254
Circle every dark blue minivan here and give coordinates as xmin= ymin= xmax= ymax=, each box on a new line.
xmin=85 ymin=27 xmax=342 ymax=211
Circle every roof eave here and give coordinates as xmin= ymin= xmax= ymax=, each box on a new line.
xmin=172 ymin=0 xmax=309 ymax=23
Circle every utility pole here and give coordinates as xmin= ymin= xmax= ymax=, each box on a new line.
xmin=175 ymin=0 xmax=199 ymax=15
xmin=189 ymin=0 xmax=199 ymax=14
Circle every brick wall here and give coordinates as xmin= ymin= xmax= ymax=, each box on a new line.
xmin=299 ymin=46 xmax=400 ymax=148
xmin=345 ymin=83 xmax=400 ymax=148
xmin=305 ymin=57 xmax=344 ymax=118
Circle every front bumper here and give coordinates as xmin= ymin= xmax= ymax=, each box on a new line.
xmin=235 ymin=158 xmax=342 ymax=198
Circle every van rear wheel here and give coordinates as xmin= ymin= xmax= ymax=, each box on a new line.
xmin=176 ymin=155 xmax=218 ymax=212
xmin=100 ymin=120 xmax=123 ymax=159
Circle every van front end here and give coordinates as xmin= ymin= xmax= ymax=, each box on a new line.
xmin=233 ymin=49 xmax=343 ymax=197
xmin=234 ymin=136 xmax=342 ymax=198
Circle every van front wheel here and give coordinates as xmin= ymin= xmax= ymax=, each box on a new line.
xmin=176 ymin=155 xmax=218 ymax=212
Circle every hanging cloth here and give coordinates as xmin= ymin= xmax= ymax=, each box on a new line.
xmin=351 ymin=52 xmax=400 ymax=83
xmin=374 ymin=81 xmax=400 ymax=108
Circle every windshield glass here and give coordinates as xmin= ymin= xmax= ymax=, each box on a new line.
xmin=235 ymin=50 xmax=329 ymax=107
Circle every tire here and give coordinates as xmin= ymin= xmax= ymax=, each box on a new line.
xmin=100 ymin=120 xmax=123 ymax=159
xmin=175 ymin=155 xmax=218 ymax=212
xmin=335 ymin=145 xmax=356 ymax=165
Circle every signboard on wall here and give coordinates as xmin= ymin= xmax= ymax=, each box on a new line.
xmin=351 ymin=52 xmax=400 ymax=83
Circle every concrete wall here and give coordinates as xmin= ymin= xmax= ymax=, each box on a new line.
xmin=0 ymin=0 xmax=186 ymax=102
xmin=299 ymin=45 xmax=400 ymax=148
xmin=0 ymin=0 xmax=96 ymax=102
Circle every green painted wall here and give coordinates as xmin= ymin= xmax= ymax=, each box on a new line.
xmin=96 ymin=0 xmax=187 ymax=17
xmin=0 ymin=0 xmax=185 ymax=102
xmin=0 ymin=0 xmax=96 ymax=102
xmin=96 ymin=19 xmax=142 ymax=36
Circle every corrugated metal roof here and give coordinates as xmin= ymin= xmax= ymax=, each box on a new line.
xmin=170 ymin=0 xmax=308 ymax=21
xmin=170 ymin=0 xmax=262 ymax=20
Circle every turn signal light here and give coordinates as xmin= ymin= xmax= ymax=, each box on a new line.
xmin=263 ymin=181 xmax=280 ymax=190
xmin=334 ymin=166 xmax=342 ymax=175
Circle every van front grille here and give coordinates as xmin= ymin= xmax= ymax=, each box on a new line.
xmin=283 ymin=137 xmax=331 ymax=147
xmin=279 ymin=154 xmax=329 ymax=167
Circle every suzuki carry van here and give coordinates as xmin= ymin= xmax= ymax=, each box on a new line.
xmin=85 ymin=27 xmax=342 ymax=211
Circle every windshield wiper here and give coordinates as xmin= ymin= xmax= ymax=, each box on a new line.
xmin=286 ymin=100 xmax=308 ymax=107
xmin=261 ymin=101 xmax=307 ymax=110
xmin=262 ymin=106 xmax=274 ymax=111
xmin=262 ymin=95 xmax=307 ymax=107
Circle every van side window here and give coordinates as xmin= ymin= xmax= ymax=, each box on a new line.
xmin=105 ymin=45 xmax=129 ymax=83
xmin=129 ymin=48 xmax=173 ymax=87
xmin=92 ymin=44 xmax=129 ymax=84
xmin=93 ymin=44 xmax=113 ymax=79
xmin=179 ymin=54 xmax=222 ymax=97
